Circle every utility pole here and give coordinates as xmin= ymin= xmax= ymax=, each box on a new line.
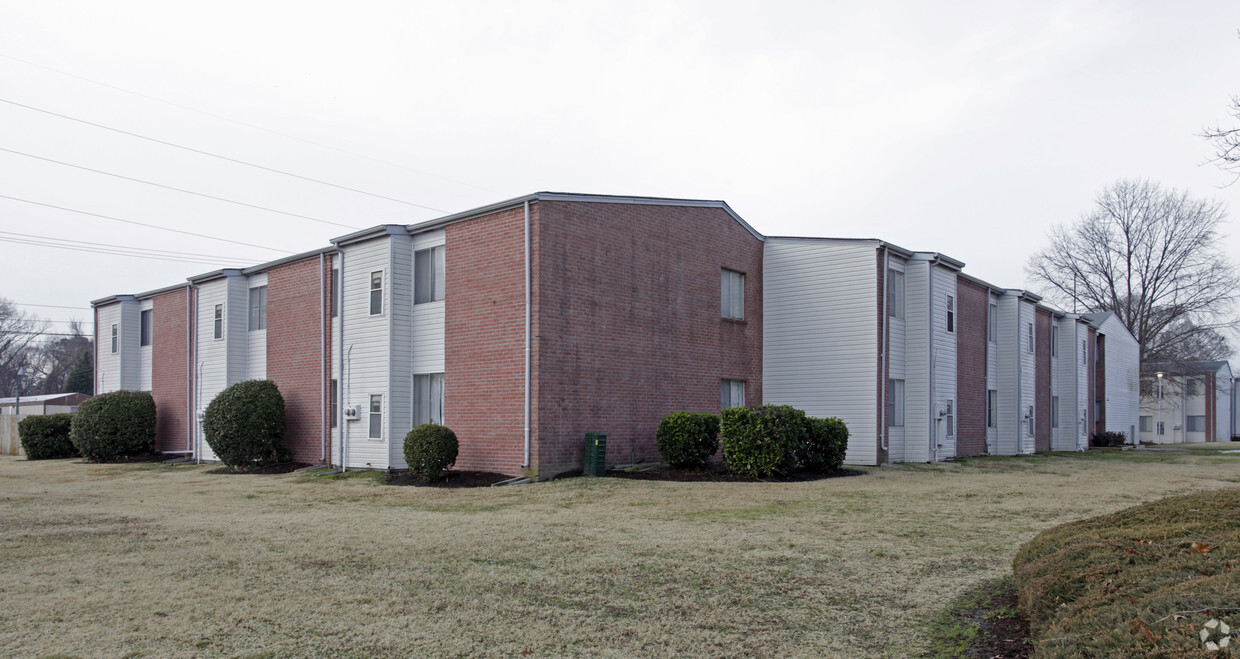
xmin=14 ymin=366 xmax=22 ymax=415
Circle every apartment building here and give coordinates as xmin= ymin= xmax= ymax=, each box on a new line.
xmin=1139 ymin=361 xmax=1234 ymax=443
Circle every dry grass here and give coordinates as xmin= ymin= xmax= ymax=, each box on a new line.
xmin=0 ymin=446 xmax=1237 ymax=657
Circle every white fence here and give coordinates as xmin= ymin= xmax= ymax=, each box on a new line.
xmin=0 ymin=414 xmax=30 ymax=456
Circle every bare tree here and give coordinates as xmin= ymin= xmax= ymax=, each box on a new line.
xmin=0 ymin=297 xmax=48 ymax=398
xmin=1027 ymin=179 xmax=1239 ymax=367
xmin=1201 ymin=94 xmax=1240 ymax=182
xmin=33 ymin=321 xmax=92 ymax=395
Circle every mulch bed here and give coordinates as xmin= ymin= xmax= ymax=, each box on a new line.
xmin=605 ymin=463 xmax=866 ymax=482
xmin=205 ymin=462 xmax=311 ymax=475
xmin=385 ymin=470 xmax=513 ymax=488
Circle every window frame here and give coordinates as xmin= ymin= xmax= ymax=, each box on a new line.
xmin=945 ymin=295 xmax=955 ymax=333
xmin=1186 ymin=377 xmax=1203 ymax=396
xmin=721 ymin=269 xmax=745 ymax=321
xmin=413 ymin=373 xmax=445 ymax=426
xmin=986 ymin=389 xmax=998 ymax=428
xmin=368 ymin=394 xmax=382 ymax=439
xmin=1051 ymin=396 xmax=1059 ymax=429
xmin=248 ymin=285 xmax=267 ymax=331
xmin=1051 ymin=325 xmax=1058 ymax=357
xmin=987 ymin=303 xmax=997 ymax=343
xmin=888 ymin=269 xmax=905 ymax=320
xmin=110 ymin=324 xmax=118 ymax=354
xmin=1187 ymin=415 xmax=1207 ymax=432
xmin=1027 ymin=322 xmax=1034 ymax=354
xmin=1027 ymin=405 xmax=1035 ymax=436
xmin=945 ymin=400 xmax=954 ymax=437
xmin=720 ymin=379 xmax=745 ymax=409
xmin=213 ymin=304 xmax=224 ymax=340
xmin=414 ymin=246 xmax=446 ymax=305
xmin=1139 ymin=415 xmax=1152 ymax=433
xmin=369 ymin=271 xmax=384 ymax=316
xmin=888 ymin=379 xmax=905 ymax=427
xmin=331 ymin=269 xmax=339 ymax=318
xmin=330 ymin=379 xmax=338 ymax=429
xmin=139 ymin=309 xmax=153 ymax=347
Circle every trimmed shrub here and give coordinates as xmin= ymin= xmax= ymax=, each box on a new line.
xmin=70 ymin=390 xmax=157 ymax=461
xmin=18 ymin=413 xmax=78 ymax=460
xmin=720 ymin=405 xmax=804 ymax=477
xmin=797 ymin=416 xmax=849 ymax=472
xmin=655 ymin=411 xmax=720 ymax=468
xmin=201 ymin=379 xmax=288 ymax=469
xmin=403 ymin=424 xmax=458 ymax=481
xmin=1090 ymin=430 xmax=1126 ymax=447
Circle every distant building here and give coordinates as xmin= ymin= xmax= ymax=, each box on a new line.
xmin=0 ymin=392 xmax=91 ymax=416
xmin=1140 ymin=361 xmax=1233 ymax=443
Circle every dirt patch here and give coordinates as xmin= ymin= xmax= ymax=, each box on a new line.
xmin=605 ymin=463 xmax=866 ymax=482
xmin=385 ymin=470 xmax=513 ymax=487
xmin=928 ymin=578 xmax=1031 ymax=658
xmin=205 ymin=462 xmax=311 ymax=475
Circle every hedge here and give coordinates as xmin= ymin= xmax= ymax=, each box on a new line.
xmin=655 ymin=411 xmax=720 ymax=468
xmin=720 ymin=405 xmax=805 ymax=477
xmin=70 ymin=390 xmax=157 ymax=461
xmin=201 ymin=380 xmax=288 ymax=469
xmin=797 ymin=416 xmax=849 ymax=473
xmin=18 ymin=413 xmax=77 ymax=460
xmin=403 ymin=424 xmax=458 ymax=481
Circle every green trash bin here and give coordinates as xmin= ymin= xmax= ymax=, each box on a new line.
xmin=584 ymin=433 xmax=606 ymax=476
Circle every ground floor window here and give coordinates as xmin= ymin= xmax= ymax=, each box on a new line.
xmin=1051 ymin=397 xmax=1059 ymax=429
xmin=369 ymin=394 xmax=382 ymax=439
xmin=1026 ymin=406 xmax=1035 ymax=436
xmin=1187 ymin=415 xmax=1206 ymax=432
xmin=986 ymin=390 xmax=997 ymax=428
xmin=721 ymin=379 xmax=745 ymax=409
xmin=330 ymin=380 xmax=338 ymax=429
xmin=1139 ymin=415 xmax=1152 ymax=432
xmin=944 ymin=400 xmax=954 ymax=437
xmin=887 ymin=380 xmax=904 ymax=427
xmin=413 ymin=373 xmax=444 ymax=426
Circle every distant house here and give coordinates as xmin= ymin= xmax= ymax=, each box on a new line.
xmin=0 ymin=392 xmax=91 ymax=416
xmin=1140 ymin=361 xmax=1233 ymax=443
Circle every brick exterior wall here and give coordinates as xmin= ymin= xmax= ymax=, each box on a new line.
xmin=1205 ymin=372 xmax=1217 ymax=441
xmin=1034 ymin=309 xmax=1052 ymax=452
xmin=955 ymin=279 xmax=989 ymax=456
xmin=1088 ymin=328 xmax=1098 ymax=436
xmin=530 ymin=201 xmax=764 ymax=478
xmin=266 ymin=256 xmax=332 ymax=464
xmin=444 ymin=207 xmax=529 ymax=475
xmin=151 ymin=288 xmax=190 ymax=453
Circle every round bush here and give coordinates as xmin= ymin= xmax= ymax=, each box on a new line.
xmin=655 ymin=411 xmax=720 ymax=468
xmin=797 ymin=416 xmax=849 ymax=472
xmin=720 ymin=405 xmax=804 ymax=477
xmin=70 ymin=390 xmax=157 ymax=461
xmin=202 ymin=379 xmax=287 ymax=469
xmin=403 ymin=424 xmax=459 ymax=481
xmin=19 ymin=413 xmax=78 ymax=460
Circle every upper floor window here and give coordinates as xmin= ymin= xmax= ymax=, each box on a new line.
xmin=1082 ymin=339 xmax=1087 ymax=365
xmin=1186 ymin=377 xmax=1203 ymax=396
xmin=1051 ymin=325 xmax=1058 ymax=357
xmin=110 ymin=324 xmax=118 ymax=353
xmin=213 ymin=304 xmax=224 ymax=340
xmin=369 ymin=271 xmax=383 ymax=315
xmin=414 ymin=246 xmax=445 ymax=304
xmin=945 ymin=295 xmax=955 ymax=333
xmin=987 ymin=303 xmax=997 ymax=342
xmin=248 ymin=286 xmax=267 ymax=331
xmin=139 ymin=309 xmax=153 ymax=346
xmin=721 ymin=269 xmax=744 ymax=320
xmin=888 ymin=269 xmax=905 ymax=319
xmin=331 ymin=269 xmax=339 ymax=318
xmin=1027 ymin=322 xmax=1034 ymax=353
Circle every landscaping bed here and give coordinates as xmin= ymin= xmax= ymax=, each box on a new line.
xmin=606 ymin=462 xmax=865 ymax=483
xmin=385 ymin=469 xmax=512 ymax=487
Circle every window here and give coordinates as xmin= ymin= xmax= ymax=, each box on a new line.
xmin=330 ymin=380 xmax=338 ymax=429
xmin=720 ymin=379 xmax=745 ymax=409
xmin=1026 ymin=405 xmax=1035 ymax=436
xmin=331 ymin=269 xmax=339 ymax=318
xmin=1051 ymin=325 xmax=1058 ymax=357
xmin=721 ymin=269 xmax=744 ymax=320
xmin=987 ymin=303 xmax=997 ymax=342
xmin=1051 ymin=396 xmax=1059 ymax=429
xmin=1139 ymin=416 xmax=1152 ymax=432
xmin=368 ymin=394 xmax=382 ymax=439
xmin=414 ymin=246 xmax=446 ymax=304
xmin=888 ymin=379 xmax=905 ymax=427
xmin=888 ymin=270 xmax=905 ymax=319
xmin=1082 ymin=340 xmax=1087 ymax=365
xmin=986 ymin=390 xmax=998 ymax=428
xmin=139 ymin=309 xmax=152 ymax=346
xmin=1158 ymin=421 xmax=1165 ymax=435
xmin=110 ymin=324 xmax=118 ymax=353
xmin=945 ymin=296 xmax=955 ymax=333
xmin=1187 ymin=415 xmax=1206 ymax=432
xmin=1027 ymin=322 xmax=1034 ymax=353
xmin=213 ymin=304 xmax=224 ymax=340
xmin=369 ymin=271 xmax=383 ymax=315
xmin=249 ymin=286 xmax=267 ymax=331
xmin=945 ymin=400 xmax=954 ymax=436
xmin=1186 ymin=378 xmax=1203 ymax=396
xmin=413 ymin=373 xmax=444 ymax=425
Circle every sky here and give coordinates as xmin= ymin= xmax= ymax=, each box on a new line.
xmin=2 ymin=0 xmax=1240 ymax=347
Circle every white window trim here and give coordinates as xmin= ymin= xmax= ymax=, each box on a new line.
xmin=368 ymin=394 xmax=383 ymax=440
xmin=889 ymin=269 xmax=905 ymax=320
xmin=889 ymin=379 xmax=905 ymax=427
xmin=721 ymin=269 xmax=745 ymax=321
xmin=213 ymin=304 xmax=224 ymax=341
xmin=945 ymin=296 xmax=955 ymax=334
xmin=369 ymin=271 xmax=384 ymax=316
xmin=110 ymin=324 xmax=118 ymax=354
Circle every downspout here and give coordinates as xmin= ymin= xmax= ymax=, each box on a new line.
xmin=1015 ymin=303 xmax=1024 ymax=453
xmin=338 ymin=249 xmax=347 ymax=471
xmin=523 ymin=199 xmax=531 ymax=469
xmin=319 ymin=252 xmax=326 ymax=464
xmin=186 ymin=283 xmax=194 ymax=454
xmin=880 ymin=247 xmax=889 ymax=453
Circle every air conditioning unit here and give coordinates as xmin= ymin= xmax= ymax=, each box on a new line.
xmin=343 ymin=406 xmax=360 ymax=420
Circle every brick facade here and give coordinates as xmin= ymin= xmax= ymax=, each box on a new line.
xmin=955 ymin=278 xmax=989 ymax=456
xmin=151 ymin=288 xmax=190 ymax=453
xmin=1034 ymin=308 xmax=1052 ymax=452
xmin=266 ymin=256 xmax=332 ymax=464
xmin=1088 ymin=327 xmax=1098 ymax=436
xmin=529 ymin=201 xmax=764 ymax=478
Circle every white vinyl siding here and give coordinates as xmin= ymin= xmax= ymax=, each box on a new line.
xmin=246 ymin=274 xmax=267 ymax=381
xmin=1096 ymin=315 xmax=1140 ymax=441
xmin=340 ymin=237 xmax=391 ymax=469
xmin=721 ymin=268 xmax=745 ymax=320
xmin=226 ymin=276 xmax=249 ymax=385
xmin=387 ymin=233 xmax=414 ymax=469
xmin=96 ymin=304 xmax=123 ymax=393
xmin=119 ymin=299 xmax=141 ymax=391
xmin=930 ymin=266 xmax=957 ymax=460
xmin=762 ymin=239 xmax=879 ymax=465
xmin=138 ymin=299 xmax=153 ymax=392
xmin=194 ymin=278 xmax=232 ymax=462
xmin=1216 ymin=365 xmax=1233 ymax=442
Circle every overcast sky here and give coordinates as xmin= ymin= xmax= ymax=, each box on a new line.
xmin=3 ymin=1 xmax=1240 ymax=347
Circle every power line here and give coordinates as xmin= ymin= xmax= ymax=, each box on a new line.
xmin=9 ymin=303 xmax=90 ymax=310
xmin=0 ymin=229 xmax=248 ymax=260
xmin=0 ymin=234 xmax=242 ymax=265
xmin=0 ymin=96 xmax=449 ymax=214
xmin=0 ymin=194 xmax=294 ymax=254
xmin=0 ymin=146 xmax=360 ymax=230
xmin=0 ymin=52 xmax=498 ymax=196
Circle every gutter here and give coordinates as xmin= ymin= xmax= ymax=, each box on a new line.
xmin=186 ymin=282 xmax=195 ymax=454
xmin=880 ymin=247 xmax=889 ymax=455
xmin=523 ymin=200 xmax=532 ymax=469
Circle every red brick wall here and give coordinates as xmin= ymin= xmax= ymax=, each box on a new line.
xmin=1087 ymin=328 xmax=1097 ymax=436
xmin=955 ymin=279 xmax=989 ymax=457
xmin=266 ymin=256 xmax=332 ymax=464
xmin=151 ymin=288 xmax=190 ymax=452
xmin=1034 ymin=309 xmax=1052 ymax=452
xmin=530 ymin=201 xmax=764 ymax=478
xmin=444 ymin=206 xmax=528 ymax=475
xmin=1206 ymin=373 xmax=1217 ymax=441
xmin=1094 ymin=333 xmax=1106 ymax=436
